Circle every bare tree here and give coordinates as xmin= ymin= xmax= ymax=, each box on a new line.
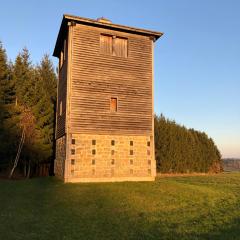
xmin=9 ymin=107 xmax=35 ymax=178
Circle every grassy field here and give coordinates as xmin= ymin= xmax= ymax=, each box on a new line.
xmin=0 ymin=173 xmax=240 ymax=240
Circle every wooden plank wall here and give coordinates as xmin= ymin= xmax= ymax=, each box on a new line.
xmin=56 ymin=44 xmax=68 ymax=139
xmin=70 ymin=24 xmax=153 ymax=135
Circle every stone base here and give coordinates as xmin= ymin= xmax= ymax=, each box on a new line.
xmin=55 ymin=133 xmax=156 ymax=183
xmin=64 ymin=176 xmax=155 ymax=183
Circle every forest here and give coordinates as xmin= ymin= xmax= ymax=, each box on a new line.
xmin=0 ymin=41 xmax=222 ymax=178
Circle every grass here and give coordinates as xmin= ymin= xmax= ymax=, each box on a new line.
xmin=1 ymin=173 xmax=240 ymax=240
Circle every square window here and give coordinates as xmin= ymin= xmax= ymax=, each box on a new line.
xmin=71 ymin=149 xmax=75 ymax=155
xmin=147 ymin=141 xmax=150 ymax=147
xmin=92 ymin=159 xmax=95 ymax=165
xmin=100 ymin=34 xmax=112 ymax=55
xmin=92 ymin=139 xmax=96 ymax=145
xmin=72 ymin=139 xmax=75 ymax=145
xmin=71 ymin=159 xmax=75 ymax=165
xmin=110 ymin=97 xmax=117 ymax=112
xmin=130 ymin=150 xmax=133 ymax=155
xmin=130 ymin=141 xmax=133 ymax=146
xmin=111 ymin=140 xmax=115 ymax=146
xmin=113 ymin=37 xmax=128 ymax=58
xmin=92 ymin=149 xmax=96 ymax=155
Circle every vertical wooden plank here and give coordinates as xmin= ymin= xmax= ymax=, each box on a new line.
xmin=151 ymin=39 xmax=156 ymax=178
xmin=64 ymin=22 xmax=73 ymax=180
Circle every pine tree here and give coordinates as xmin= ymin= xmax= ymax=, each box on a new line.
xmin=33 ymin=54 xmax=57 ymax=164
xmin=154 ymin=114 xmax=223 ymax=173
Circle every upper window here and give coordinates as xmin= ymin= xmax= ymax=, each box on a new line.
xmin=100 ymin=34 xmax=128 ymax=58
xmin=60 ymin=39 xmax=67 ymax=69
xmin=113 ymin=37 xmax=128 ymax=58
xmin=100 ymin=35 xmax=113 ymax=55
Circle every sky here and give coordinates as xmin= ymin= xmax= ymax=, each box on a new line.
xmin=0 ymin=0 xmax=239 ymax=158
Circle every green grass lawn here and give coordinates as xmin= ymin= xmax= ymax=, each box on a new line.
xmin=1 ymin=173 xmax=240 ymax=240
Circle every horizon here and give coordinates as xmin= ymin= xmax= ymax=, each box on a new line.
xmin=0 ymin=0 xmax=239 ymax=158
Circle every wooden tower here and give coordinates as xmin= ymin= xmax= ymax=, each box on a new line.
xmin=53 ymin=14 xmax=163 ymax=182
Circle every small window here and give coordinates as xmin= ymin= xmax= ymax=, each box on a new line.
xmin=130 ymin=141 xmax=133 ymax=146
xmin=130 ymin=159 xmax=133 ymax=165
xmin=111 ymin=140 xmax=115 ymax=146
xmin=92 ymin=149 xmax=96 ymax=155
xmin=100 ymin=34 xmax=112 ymax=55
xmin=92 ymin=159 xmax=95 ymax=165
xmin=71 ymin=159 xmax=75 ymax=165
xmin=111 ymin=150 xmax=114 ymax=155
xmin=147 ymin=141 xmax=150 ymax=147
xmin=111 ymin=159 xmax=115 ymax=165
xmin=63 ymin=39 xmax=67 ymax=60
xmin=148 ymin=169 xmax=151 ymax=175
xmin=71 ymin=149 xmax=75 ymax=155
xmin=130 ymin=150 xmax=133 ymax=155
xmin=92 ymin=139 xmax=96 ymax=145
xmin=113 ymin=37 xmax=128 ymax=58
xmin=71 ymin=169 xmax=74 ymax=176
xmin=147 ymin=150 xmax=151 ymax=156
xmin=59 ymin=101 xmax=62 ymax=116
xmin=148 ymin=160 xmax=151 ymax=165
xmin=60 ymin=50 xmax=64 ymax=68
xmin=72 ymin=139 xmax=75 ymax=145
xmin=92 ymin=169 xmax=95 ymax=175
xmin=110 ymin=97 xmax=117 ymax=112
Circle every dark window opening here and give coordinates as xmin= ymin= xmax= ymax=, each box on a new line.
xmin=110 ymin=97 xmax=117 ymax=112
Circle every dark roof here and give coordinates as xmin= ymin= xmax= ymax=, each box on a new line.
xmin=53 ymin=14 xmax=163 ymax=57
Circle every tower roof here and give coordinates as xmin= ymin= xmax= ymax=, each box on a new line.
xmin=53 ymin=14 xmax=163 ymax=57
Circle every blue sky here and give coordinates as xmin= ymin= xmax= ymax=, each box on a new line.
xmin=0 ymin=0 xmax=239 ymax=157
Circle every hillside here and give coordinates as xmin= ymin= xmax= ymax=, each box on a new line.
xmin=223 ymin=158 xmax=240 ymax=171
xmin=0 ymin=173 xmax=240 ymax=240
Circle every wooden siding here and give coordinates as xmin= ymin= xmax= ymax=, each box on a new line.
xmin=56 ymin=44 xmax=68 ymax=139
xmin=69 ymin=24 xmax=153 ymax=135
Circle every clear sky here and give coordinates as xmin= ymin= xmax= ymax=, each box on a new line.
xmin=0 ymin=0 xmax=239 ymax=158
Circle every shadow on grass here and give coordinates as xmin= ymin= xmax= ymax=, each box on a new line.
xmin=0 ymin=176 xmax=240 ymax=240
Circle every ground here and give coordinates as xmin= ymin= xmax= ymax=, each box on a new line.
xmin=0 ymin=173 xmax=240 ymax=240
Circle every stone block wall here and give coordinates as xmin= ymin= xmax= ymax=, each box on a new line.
xmin=63 ymin=134 xmax=156 ymax=182
xmin=54 ymin=135 xmax=66 ymax=179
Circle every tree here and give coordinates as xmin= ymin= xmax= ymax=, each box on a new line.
xmin=154 ymin=114 xmax=223 ymax=173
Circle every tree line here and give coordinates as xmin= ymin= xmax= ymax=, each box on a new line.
xmin=0 ymin=42 xmax=57 ymax=178
xmin=0 ymin=41 xmax=222 ymax=178
xmin=155 ymin=114 xmax=223 ymax=173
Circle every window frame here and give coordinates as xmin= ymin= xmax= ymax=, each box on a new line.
xmin=110 ymin=97 xmax=118 ymax=113
xmin=100 ymin=34 xmax=128 ymax=58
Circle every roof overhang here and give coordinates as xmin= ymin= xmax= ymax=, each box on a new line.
xmin=53 ymin=14 xmax=163 ymax=57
